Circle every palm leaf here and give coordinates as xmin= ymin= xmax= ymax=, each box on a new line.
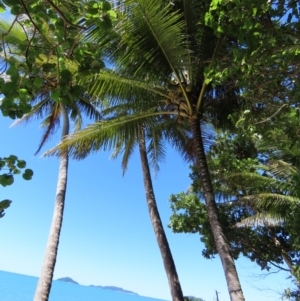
xmin=267 ymin=159 xmax=298 ymax=180
xmin=236 ymin=212 xmax=284 ymax=227
xmin=112 ymin=0 xmax=189 ymax=78
xmin=80 ymin=70 xmax=169 ymax=104
xmin=146 ymin=123 xmax=166 ymax=173
xmin=111 ymin=129 xmax=138 ymax=174
xmin=11 ymin=95 xmax=52 ymax=126
xmin=0 ymin=17 xmax=27 ymax=47
xmin=238 ymin=193 xmax=300 ymax=212
xmin=45 ymin=108 xmax=159 ymax=158
xmin=226 ymin=171 xmax=283 ymax=190
xmin=35 ymin=105 xmax=61 ymax=154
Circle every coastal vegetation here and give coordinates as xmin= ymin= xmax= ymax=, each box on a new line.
xmin=1 ymin=0 xmax=300 ymax=301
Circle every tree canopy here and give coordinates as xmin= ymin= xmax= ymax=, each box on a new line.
xmin=1 ymin=0 xmax=300 ymax=300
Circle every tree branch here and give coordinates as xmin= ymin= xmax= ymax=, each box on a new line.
xmin=255 ymin=104 xmax=288 ymax=124
xmin=43 ymin=0 xmax=86 ymax=30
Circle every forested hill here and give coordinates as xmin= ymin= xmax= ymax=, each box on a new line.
xmin=56 ymin=277 xmax=138 ymax=295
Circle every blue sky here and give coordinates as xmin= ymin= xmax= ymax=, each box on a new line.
xmin=0 ymin=113 xmax=294 ymax=301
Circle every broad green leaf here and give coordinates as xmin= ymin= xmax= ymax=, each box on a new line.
xmin=7 ymin=155 xmax=18 ymax=161
xmin=102 ymin=1 xmax=111 ymax=11
xmin=107 ymin=10 xmax=117 ymax=19
xmin=19 ymin=88 xmax=28 ymax=100
xmin=0 ymin=174 xmax=14 ymax=186
xmin=22 ymin=169 xmax=33 ymax=180
xmin=0 ymin=199 xmax=12 ymax=210
xmin=17 ymin=160 xmax=26 ymax=169
xmin=51 ymin=90 xmax=60 ymax=102
xmin=34 ymin=77 xmax=43 ymax=88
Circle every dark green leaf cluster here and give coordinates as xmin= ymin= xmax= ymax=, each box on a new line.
xmin=0 ymin=155 xmax=33 ymax=218
xmin=205 ymin=0 xmax=300 ymax=110
xmin=0 ymin=199 xmax=11 ymax=218
xmin=0 ymin=0 xmax=115 ymax=119
xmin=0 ymin=155 xmax=33 ymax=185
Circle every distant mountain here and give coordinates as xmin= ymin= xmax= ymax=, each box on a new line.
xmin=57 ymin=277 xmax=79 ymax=285
xmin=104 ymin=286 xmax=138 ymax=295
xmin=90 ymin=285 xmax=138 ymax=295
xmin=57 ymin=277 xmax=138 ymax=295
xmin=89 ymin=285 xmax=103 ymax=288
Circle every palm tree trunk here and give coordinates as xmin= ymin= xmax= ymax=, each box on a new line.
xmin=34 ymin=105 xmax=69 ymax=301
xmin=190 ymin=118 xmax=245 ymax=301
xmin=138 ymin=127 xmax=184 ymax=301
xmin=270 ymin=230 xmax=298 ymax=282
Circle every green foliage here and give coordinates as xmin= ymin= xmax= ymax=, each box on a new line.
xmin=0 ymin=0 xmax=112 ymax=217
xmin=0 ymin=155 xmax=33 ymax=186
xmin=0 ymin=0 xmax=115 ymax=119
xmin=169 ymin=130 xmax=300 ymax=276
xmin=2 ymin=0 xmax=299 ymax=297
xmin=0 ymin=199 xmax=11 ymax=218
xmin=204 ymin=0 xmax=300 ymax=110
xmin=284 ymin=283 xmax=300 ymax=301
xmin=0 ymin=155 xmax=33 ymax=218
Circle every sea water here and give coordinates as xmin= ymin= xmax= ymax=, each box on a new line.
xmin=0 ymin=270 xmax=168 ymax=301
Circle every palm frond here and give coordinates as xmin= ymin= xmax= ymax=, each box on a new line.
xmin=236 ymin=212 xmax=284 ymax=228
xmin=80 ymin=70 xmax=169 ymax=105
xmin=111 ymin=128 xmax=138 ymax=174
xmin=69 ymin=96 xmax=101 ymax=131
xmin=69 ymin=104 xmax=83 ymax=132
xmin=76 ymin=97 xmax=101 ymax=120
xmin=45 ymin=108 xmax=161 ymax=159
xmin=226 ymin=171 xmax=282 ymax=190
xmin=146 ymin=124 xmax=166 ymax=174
xmin=267 ymin=159 xmax=298 ymax=180
xmin=179 ymin=0 xmax=219 ymax=84
xmin=161 ymin=117 xmax=195 ymax=162
xmin=239 ymin=193 xmax=300 ymax=212
xmin=0 ymin=17 xmax=27 ymax=47
xmin=11 ymin=95 xmax=52 ymax=126
xmin=90 ymin=0 xmax=190 ymax=81
xmin=35 ymin=104 xmax=61 ymax=154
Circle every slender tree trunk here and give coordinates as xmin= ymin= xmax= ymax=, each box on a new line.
xmin=138 ymin=128 xmax=184 ymax=301
xmin=34 ymin=105 xmax=69 ymax=301
xmin=270 ymin=231 xmax=298 ymax=282
xmin=190 ymin=118 xmax=245 ymax=301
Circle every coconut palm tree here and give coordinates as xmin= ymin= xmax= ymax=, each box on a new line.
xmin=0 ymin=18 xmax=101 ymax=301
xmin=50 ymin=0 xmax=245 ymax=300
xmin=51 ymin=96 xmax=193 ymax=301
xmin=19 ymin=96 xmax=101 ymax=301
xmin=138 ymin=126 xmax=184 ymax=301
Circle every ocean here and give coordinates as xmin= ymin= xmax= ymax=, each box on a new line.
xmin=0 ymin=270 xmax=168 ymax=301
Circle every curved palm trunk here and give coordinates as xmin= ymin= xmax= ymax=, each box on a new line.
xmin=190 ymin=118 xmax=245 ymax=301
xmin=270 ymin=230 xmax=298 ymax=282
xmin=138 ymin=128 xmax=184 ymax=301
xmin=34 ymin=105 xmax=69 ymax=301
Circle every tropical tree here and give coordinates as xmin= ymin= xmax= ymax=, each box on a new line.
xmin=169 ymin=122 xmax=300 ymax=291
xmin=0 ymin=19 xmax=34 ymax=216
xmin=0 ymin=17 xmax=102 ymax=301
xmin=48 ymin=0 xmax=246 ymax=300
xmin=170 ymin=144 xmax=300 ymax=274
xmin=26 ymin=100 xmax=101 ymax=301
xmin=49 ymin=93 xmax=193 ymax=301
xmin=137 ymin=124 xmax=186 ymax=301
